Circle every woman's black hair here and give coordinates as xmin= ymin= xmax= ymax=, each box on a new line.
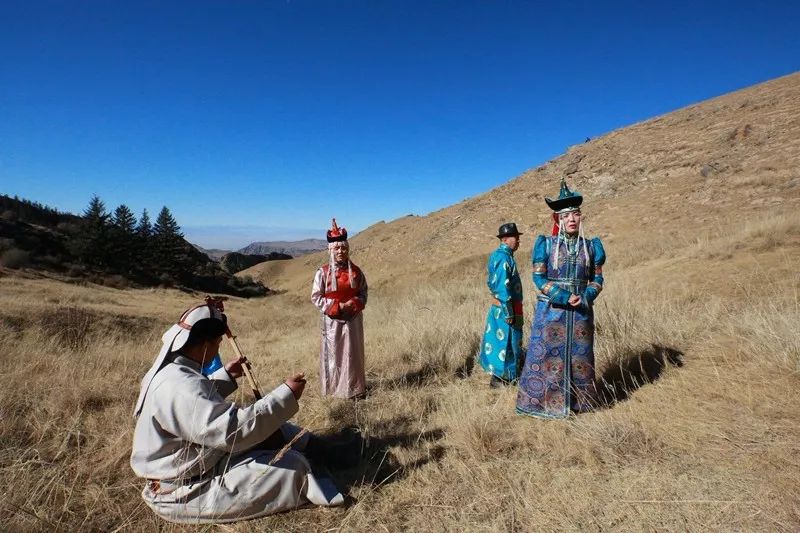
xmin=182 ymin=316 xmax=227 ymax=351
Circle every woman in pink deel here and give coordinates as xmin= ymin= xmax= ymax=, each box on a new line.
xmin=311 ymin=219 xmax=368 ymax=399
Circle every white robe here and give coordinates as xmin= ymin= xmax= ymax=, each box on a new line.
xmin=131 ymin=354 xmax=343 ymax=524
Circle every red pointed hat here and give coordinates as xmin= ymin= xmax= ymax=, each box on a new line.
xmin=326 ymin=218 xmax=348 ymax=243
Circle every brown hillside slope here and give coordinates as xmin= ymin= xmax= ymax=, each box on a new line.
xmin=244 ymin=72 xmax=800 ymax=292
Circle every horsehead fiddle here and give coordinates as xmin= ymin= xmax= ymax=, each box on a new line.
xmin=204 ymin=295 xmax=265 ymax=400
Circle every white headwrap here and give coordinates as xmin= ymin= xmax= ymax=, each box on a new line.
xmin=133 ymin=302 xmax=225 ymax=417
xmin=552 ymin=213 xmax=589 ymax=270
xmin=327 ymin=241 xmax=355 ymax=291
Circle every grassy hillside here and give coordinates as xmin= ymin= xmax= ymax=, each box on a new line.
xmin=1 ymin=73 xmax=799 ymax=531
xmin=243 ymin=72 xmax=800 ymax=291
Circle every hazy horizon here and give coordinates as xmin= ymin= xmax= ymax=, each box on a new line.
xmin=183 ymin=225 xmax=328 ymax=251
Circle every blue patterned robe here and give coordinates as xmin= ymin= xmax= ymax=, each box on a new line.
xmin=516 ymin=235 xmax=605 ymax=418
xmin=478 ymin=243 xmax=524 ymax=380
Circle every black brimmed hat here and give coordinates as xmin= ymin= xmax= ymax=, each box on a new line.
xmin=497 ymin=222 xmax=523 ymax=238
xmin=545 ymin=177 xmax=583 ymax=213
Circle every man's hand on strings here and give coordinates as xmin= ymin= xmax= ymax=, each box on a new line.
xmin=225 ymin=356 xmax=246 ymax=379
xmin=285 ymin=373 xmax=307 ymax=400
xmin=568 ymin=294 xmax=582 ymax=307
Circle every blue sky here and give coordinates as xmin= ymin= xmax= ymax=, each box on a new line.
xmin=1 ymin=1 xmax=798 ymax=249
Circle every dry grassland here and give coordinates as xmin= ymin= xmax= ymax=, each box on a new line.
xmin=1 ymin=207 xmax=799 ymax=532
xmin=3 ymin=72 xmax=800 ymax=532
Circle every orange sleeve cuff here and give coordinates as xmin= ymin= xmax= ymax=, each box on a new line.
xmin=328 ymin=300 xmax=340 ymax=316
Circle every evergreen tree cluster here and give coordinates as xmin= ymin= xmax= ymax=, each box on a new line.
xmin=0 ymin=193 xmax=268 ymax=296
xmin=0 ymin=194 xmax=77 ymax=226
xmin=70 ymin=195 xmax=197 ymax=282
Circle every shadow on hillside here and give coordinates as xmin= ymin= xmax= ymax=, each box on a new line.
xmin=327 ymin=420 xmax=446 ymax=498
xmin=454 ymin=354 xmax=475 ymax=379
xmin=371 ymin=336 xmax=480 ymax=390
xmin=380 ymin=362 xmax=443 ymax=389
xmin=597 ymin=344 xmax=684 ymax=406
xmin=454 ymin=336 xmax=480 ymax=379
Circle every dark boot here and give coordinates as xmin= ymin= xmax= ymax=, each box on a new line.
xmin=260 ymin=430 xmax=287 ymax=450
xmin=490 ymin=375 xmax=513 ymax=388
xmin=305 ymin=431 xmax=363 ymax=469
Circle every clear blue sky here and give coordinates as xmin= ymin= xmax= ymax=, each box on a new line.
xmin=1 ymin=1 xmax=798 ymax=249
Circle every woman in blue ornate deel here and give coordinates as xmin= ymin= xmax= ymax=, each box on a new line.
xmin=516 ymin=178 xmax=606 ymax=419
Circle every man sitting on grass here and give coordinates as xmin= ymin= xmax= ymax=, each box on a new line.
xmin=131 ymin=301 xmax=358 ymax=524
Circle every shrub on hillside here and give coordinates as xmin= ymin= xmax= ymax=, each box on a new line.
xmin=67 ymin=264 xmax=87 ymax=277
xmin=0 ymin=248 xmax=30 ymax=269
xmin=100 ymin=274 xmax=131 ymax=290
xmin=226 ymin=274 xmax=269 ymax=297
xmin=235 ymin=284 xmax=269 ymax=298
xmin=56 ymin=221 xmax=80 ymax=235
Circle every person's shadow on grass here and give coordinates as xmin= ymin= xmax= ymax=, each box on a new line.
xmin=597 ymin=343 xmax=684 ymax=406
xmin=320 ymin=418 xmax=446 ymax=502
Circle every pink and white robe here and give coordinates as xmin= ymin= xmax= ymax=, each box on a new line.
xmin=310 ymin=262 xmax=368 ymax=398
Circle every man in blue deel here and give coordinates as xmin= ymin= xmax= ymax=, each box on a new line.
xmin=478 ymin=222 xmax=524 ymax=388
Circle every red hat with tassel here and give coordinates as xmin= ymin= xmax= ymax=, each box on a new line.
xmin=326 ymin=218 xmax=348 ymax=243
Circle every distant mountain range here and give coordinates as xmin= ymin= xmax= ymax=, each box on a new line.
xmin=237 ymin=239 xmax=327 ymax=257
xmin=195 ymin=239 xmax=327 ymax=260
xmin=193 ymin=246 xmax=230 ymax=261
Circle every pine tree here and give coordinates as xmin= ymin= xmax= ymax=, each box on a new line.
xmin=153 ymin=206 xmax=182 ymax=239
xmin=110 ymin=204 xmax=138 ymax=273
xmin=83 ymin=195 xmax=108 ymax=222
xmin=136 ymin=208 xmax=152 ymax=238
xmin=71 ymin=195 xmax=112 ymax=268
xmin=113 ymin=205 xmax=137 ymax=234
xmin=132 ymin=208 xmax=154 ymax=276
xmin=153 ymin=206 xmax=189 ymax=279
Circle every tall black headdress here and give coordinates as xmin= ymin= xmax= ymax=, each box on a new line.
xmin=545 ymin=177 xmax=583 ymax=213
xmin=545 ymin=178 xmax=589 ymax=268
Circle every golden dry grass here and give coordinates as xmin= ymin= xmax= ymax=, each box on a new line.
xmin=1 ymin=207 xmax=799 ymax=531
